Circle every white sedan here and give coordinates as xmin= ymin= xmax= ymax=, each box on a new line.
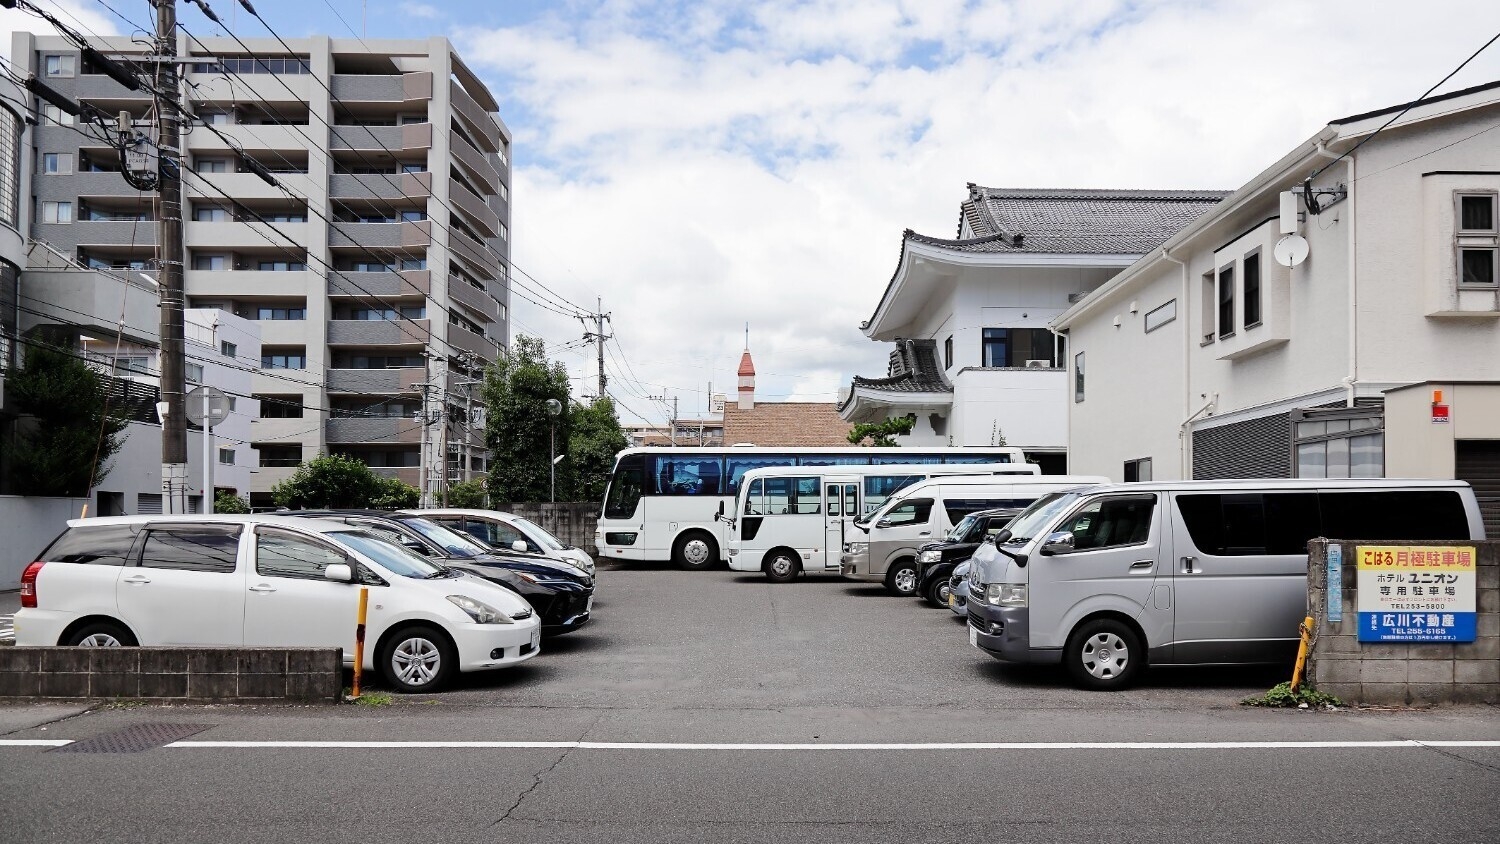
xmin=404 ymin=508 xmax=596 ymax=575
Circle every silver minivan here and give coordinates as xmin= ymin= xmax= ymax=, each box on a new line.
xmin=967 ymin=479 xmax=1486 ymax=689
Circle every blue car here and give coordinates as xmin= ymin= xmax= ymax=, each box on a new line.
xmin=947 ymin=560 xmax=971 ymax=618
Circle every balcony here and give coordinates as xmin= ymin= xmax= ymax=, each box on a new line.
xmin=329 ymin=269 xmax=430 ymax=298
xmin=448 ymin=129 xmax=500 ymax=193
xmin=34 ymin=171 xmax=140 ymax=202
xmin=328 ymin=220 xmax=431 ymax=249
xmin=186 ymin=220 xmax=309 ymax=250
xmin=331 ymin=71 xmax=433 ymax=102
xmin=187 ymin=172 xmax=320 ymax=202
xmin=187 ymin=124 xmax=309 ymax=155
xmin=327 ymin=417 xmax=422 ymax=444
xmin=447 ymin=325 xmax=500 ymax=360
xmin=187 ymin=269 xmax=318 ymax=298
xmin=370 ymin=467 xmax=421 ymax=487
xmin=447 ymin=226 xmax=501 ymax=281
xmin=249 ymin=417 xmax=318 ymax=444
xmin=75 ymin=73 xmax=151 ymax=102
xmin=326 ymin=367 xmax=425 ymax=393
xmin=449 ymin=79 xmax=501 ymax=153
xmin=326 ymin=318 xmax=430 ymax=347
xmin=186 ymin=72 xmax=312 ymax=104
xmin=329 ymin=122 xmax=432 ymax=152
xmin=19 ymin=266 xmax=159 ymax=346
xmin=449 ymin=279 xmax=499 ymax=321
xmin=449 ymin=177 xmax=500 ymax=238
xmin=49 ymin=220 xmax=157 ymax=247
xmin=328 ymin=171 xmax=431 ymax=202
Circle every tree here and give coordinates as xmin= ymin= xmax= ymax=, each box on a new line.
xmin=847 ymin=416 xmax=915 ymax=447
xmin=483 ymin=335 xmax=574 ymax=503
xmin=271 ymin=454 xmax=381 ymax=508
xmin=370 ymin=475 xmax=420 ymax=509
xmin=568 ymin=397 xmax=628 ymax=501
xmin=214 ymin=491 xmax=250 ymax=513
xmin=445 ymin=479 xmax=487 ymax=508
xmin=0 ymin=341 xmax=128 ymax=496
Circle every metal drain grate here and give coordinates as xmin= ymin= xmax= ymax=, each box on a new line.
xmin=50 ymin=723 xmax=217 ymax=754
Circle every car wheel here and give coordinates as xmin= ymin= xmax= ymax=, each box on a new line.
xmin=380 ymin=625 xmax=456 ymax=693
xmin=924 ymin=574 xmax=952 ymax=608
xmin=763 ymin=549 xmax=801 ymax=583
xmin=673 ymin=531 xmax=719 ymax=571
xmin=1065 ymin=619 xmax=1144 ymax=691
xmin=884 ymin=559 xmax=919 ymax=597
xmin=64 ymin=620 xmax=136 ymax=647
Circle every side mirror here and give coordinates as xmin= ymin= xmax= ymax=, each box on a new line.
xmin=992 ymin=528 xmax=1013 ymax=544
xmin=324 ymin=563 xmax=354 ymax=583
xmin=511 ymin=539 xmax=528 ymax=553
xmin=716 ymin=501 xmax=725 ymax=518
xmin=876 ymin=519 xmax=892 ymax=529
xmin=1040 ymin=531 xmax=1076 ymax=556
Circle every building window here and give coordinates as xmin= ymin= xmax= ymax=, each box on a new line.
xmin=195 ymin=158 xmax=230 ymax=173
xmin=1293 ymin=412 xmax=1384 ymax=479
xmin=498 ymin=182 xmax=508 ymax=202
xmin=200 ymin=111 xmax=232 ymax=126
xmin=193 ymin=206 xmax=230 ymax=222
xmin=261 ymin=351 xmax=306 ymax=370
xmin=193 ymin=254 xmax=227 ymax=271
xmin=498 ymin=221 xmax=508 ymax=241
xmin=1243 ymin=253 xmax=1262 ymax=327
xmin=257 ymin=395 xmax=304 ymax=418
xmin=220 ymin=340 xmax=237 ymax=358
xmin=943 ymin=335 xmax=953 ymax=369
xmin=218 ymin=448 xmax=236 ymax=465
xmin=258 ymin=445 xmax=304 ymax=467
xmin=0 ymin=106 xmax=19 ymax=229
xmin=185 ymin=363 xmax=204 ymax=383
xmin=1144 ymin=299 xmax=1176 ymax=333
xmin=43 ymin=55 xmax=76 ymax=77
xmin=1123 ymin=458 xmax=1152 ymax=482
xmin=1073 ymin=351 xmax=1084 ymax=403
xmin=982 ymin=327 xmax=1054 ymax=367
xmin=1456 ymin=192 xmax=1497 ymax=288
xmin=1216 ymin=265 xmax=1235 ymax=338
xmin=41 ymin=201 xmax=73 ymax=223
xmin=400 ymin=257 xmax=426 ymax=270
xmin=41 ymin=105 xmax=75 ymax=126
xmin=41 ymin=152 xmax=73 ymax=174
xmin=255 ymin=306 xmax=306 ymax=320
xmin=257 ymin=261 xmax=306 ymax=271
xmin=1200 ymin=272 xmax=1215 ymax=344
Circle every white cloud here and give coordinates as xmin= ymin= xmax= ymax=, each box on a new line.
xmin=0 ymin=1 xmax=119 ymax=49
xmin=401 ymin=2 xmax=443 ymax=20
xmin=455 ymin=0 xmax=1500 ymax=424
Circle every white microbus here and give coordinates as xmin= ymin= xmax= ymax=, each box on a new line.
xmin=721 ymin=463 xmax=1038 ymax=581
xmin=595 ymin=446 xmax=1032 ymax=569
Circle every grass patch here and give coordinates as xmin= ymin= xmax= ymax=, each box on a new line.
xmin=98 ymin=698 xmax=149 ymax=710
xmin=343 ymin=689 xmax=395 ymax=707
xmin=1241 ymin=681 xmax=1342 ymax=709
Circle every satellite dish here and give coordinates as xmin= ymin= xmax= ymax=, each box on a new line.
xmin=1274 ymin=234 xmax=1309 ymax=268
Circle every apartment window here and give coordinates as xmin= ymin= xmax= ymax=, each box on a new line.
xmin=196 ymin=158 xmax=230 ymax=174
xmin=41 ymin=152 xmax=73 ymax=174
xmin=982 ymin=327 xmax=1054 ymax=368
xmin=200 ymin=111 xmax=232 ymax=126
xmin=1123 ymin=458 xmax=1152 ymax=483
xmin=1457 ymin=192 xmax=1498 ymax=288
xmin=193 ymin=254 xmax=227 ymax=271
xmin=220 ymin=341 xmax=237 ymax=358
xmin=345 ymin=305 xmax=424 ymax=320
xmin=218 ymin=448 xmax=236 ymax=466
xmin=110 ymin=355 xmax=150 ymax=376
xmin=400 ymin=257 xmax=426 ymax=270
xmin=41 ymin=201 xmax=72 ymax=223
xmin=1073 ymin=352 xmax=1085 ymax=403
xmin=344 ymin=354 xmax=424 ymax=369
xmin=43 ymin=55 xmax=76 ymax=77
xmin=262 ymin=352 xmax=306 ymax=370
xmin=1243 ymin=253 xmax=1262 ymax=328
xmin=400 ymin=210 xmax=426 ymax=222
xmin=1200 ymin=272 xmax=1215 ymax=344
xmin=943 ymin=335 xmax=953 ymax=369
xmin=400 ymin=163 xmax=425 ymax=173
xmin=185 ymin=363 xmax=204 ymax=383
xmin=41 ymin=105 xmax=74 ymax=126
xmin=1216 ymin=265 xmax=1235 ymax=339
xmin=498 ymin=221 xmax=508 ymax=241
xmin=226 ymin=396 xmax=237 ymax=411
xmin=193 ymin=206 xmax=230 ymax=222
xmin=255 ymin=306 xmax=306 ymax=320
xmin=257 ymin=395 xmax=304 ymax=418
xmin=1294 ymin=412 xmax=1384 ymax=479
xmin=1144 ymin=299 xmax=1176 ymax=333
xmin=498 ymin=182 xmax=508 ymax=202
xmin=257 ymin=261 xmax=306 ymax=271
xmin=263 ymin=212 xmax=306 ymax=223
xmin=258 ymin=445 xmax=303 ymax=467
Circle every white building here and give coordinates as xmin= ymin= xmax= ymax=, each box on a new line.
xmin=1053 ymin=81 xmax=1500 ymax=533
xmin=839 ymin=186 xmax=1226 ymax=472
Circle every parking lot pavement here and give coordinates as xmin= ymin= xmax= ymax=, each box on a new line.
xmin=0 ymin=590 xmax=17 ymax=644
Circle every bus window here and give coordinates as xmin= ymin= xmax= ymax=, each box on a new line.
xmin=648 ymin=455 xmax=723 ymax=496
xmin=943 ymin=454 xmax=1014 ymax=464
xmin=870 ymin=455 xmax=942 ymax=465
xmin=864 ymin=474 xmax=924 ymax=514
xmin=603 ymin=454 xmax=645 ymax=519
xmin=745 ymin=476 xmax=820 ymax=515
xmin=797 ymin=455 xmax=871 ymax=467
xmin=726 ymin=455 xmax=794 ymax=495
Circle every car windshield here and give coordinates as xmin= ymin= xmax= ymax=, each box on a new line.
xmin=399 ymin=517 xmax=491 ymax=558
xmin=946 ymin=513 xmax=980 ymax=543
xmin=1001 ymin=492 xmax=1082 ymax=543
xmin=512 ymin=516 xmax=564 ymax=551
xmin=329 ymin=530 xmax=447 ymax=579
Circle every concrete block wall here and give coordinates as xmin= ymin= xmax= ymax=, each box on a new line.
xmin=1308 ymin=540 xmax=1499 ymax=706
xmin=493 ymin=502 xmax=601 ymax=558
xmin=0 ymin=647 xmax=343 ymax=703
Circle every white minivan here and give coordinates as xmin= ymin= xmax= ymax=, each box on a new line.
xmin=841 ymin=475 xmax=1108 ymax=596
xmin=966 ymin=479 xmax=1486 ymax=690
xmin=15 ymin=514 xmax=544 ymax=692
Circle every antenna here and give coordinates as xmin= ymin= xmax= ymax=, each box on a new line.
xmin=744 ymin=322 xmax=749 ymax=350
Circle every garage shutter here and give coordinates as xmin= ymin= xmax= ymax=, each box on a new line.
xmin=136 ymin=493 xmax=162 ymax=515
xmin=1455 ymin=440 xmax=1500 ymax=537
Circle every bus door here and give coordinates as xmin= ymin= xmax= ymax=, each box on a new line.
xmin=824 ymin=479 xmax=860 ymax=569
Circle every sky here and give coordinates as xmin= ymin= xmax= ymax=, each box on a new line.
xmin=6 ymin=1 xmax=1500 ymax=427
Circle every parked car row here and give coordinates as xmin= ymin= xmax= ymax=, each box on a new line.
xmin=14 ymin=509 xmax=596 ymax=693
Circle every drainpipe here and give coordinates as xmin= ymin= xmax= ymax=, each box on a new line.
xmin=1179 ymin=392 xmax=1218 ymax=479
xmin=1315 ymin=141 xmax=1357 ymax=406
xmin=1162 ymin=245 xmax=1189 ymax=477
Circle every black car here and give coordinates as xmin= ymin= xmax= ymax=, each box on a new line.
xmin=914 ymin=508 xmax=1021 ymax=608
xmin=282 ymin=510 xmax=594 ymax=634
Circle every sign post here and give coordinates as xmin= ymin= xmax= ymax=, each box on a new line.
xmin=186 ymin=385 xmax=230 ymax=514
xmin=1355 ymin=545 xmax=1477 ymax=643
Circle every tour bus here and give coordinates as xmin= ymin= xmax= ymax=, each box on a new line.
xmin=965 ymin=478 xmax=1486 ymax=690
xmin=595 ymin=446 xmax=1032 ymax=569
xmin=720 ymin=463 xmax=1039 ymax=582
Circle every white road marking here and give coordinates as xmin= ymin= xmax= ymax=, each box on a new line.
xmin=160 ymin=739 xmax=1500 ymax=750
xmin=0 ymin=740 xmax=75 ymax=747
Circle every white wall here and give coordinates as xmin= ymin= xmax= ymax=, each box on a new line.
xmin=0 ymin=496 xmax=90 ymax=590
xmin=951 ymin=368 xmax=1068 ymax=449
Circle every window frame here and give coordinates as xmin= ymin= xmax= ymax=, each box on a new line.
xmin=1143 ymin=299 xmax=1176 ymax=334
xmin=253 ymin=526 xmax=353 ymax=581
xmin=1242 ymin=251 xmax=1263 ymax=328
xmin=41 ymin=200 xmax=73 ymax=223
xmin=1054 ymin=493 xmax=1157 ymax=552
xmin=1291 ymin=407 xmax=1385 ymax=479
xmin=136 ymin=524 xmax=243 ymax=573
xmin=1216 ymin=264 xmax=1235 ymax=339
xmin=1073 ymin=351 xmax=1084 ymax=403
xmin=44 ymin=54 xmax=76 ymax=78
xmin=1455 ymin=191 xmax=1498 ymax=289
xmin=41 ymin=152 xmax=73 ymax=174
xmin=220 ymin=340 xmax=237 ymax=358
xmin=1123 ymin=457 xmax=1152 ymax=483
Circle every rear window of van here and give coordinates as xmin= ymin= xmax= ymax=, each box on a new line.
xmin=39 ymin=525 xmax=139 ymax=566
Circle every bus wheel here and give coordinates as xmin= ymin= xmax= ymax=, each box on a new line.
xmin=884 ymin=559 xmax=919 ymax=596
xmin=673 ymin=531 xmax=719 ymax=571
xmin=764 ymin=549 xmax=801 ymax=583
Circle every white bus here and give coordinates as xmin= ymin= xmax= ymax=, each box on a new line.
xmin=721 ymin=463 xmax=1036 ymax=581
xmin=595 ymin=446 xmax=1033 ymax=569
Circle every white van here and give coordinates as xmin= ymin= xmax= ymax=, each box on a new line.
xmin=966 ymin=479 xmax=1486 ymax=690
xmin=722 ymin=463 xmax=1037 ymax=581
xmin=841 ymin=475 xmax=1108 ymax=595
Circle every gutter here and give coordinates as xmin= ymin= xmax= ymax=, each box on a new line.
xmin=1161 ymin=245 xmax=1190 ymax=466
xmin=1178 ymin=392 xmax=1218 ymax=478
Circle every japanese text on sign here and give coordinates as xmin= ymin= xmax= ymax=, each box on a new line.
xmin=1355 ymin=545 xmax=1476 ymax=643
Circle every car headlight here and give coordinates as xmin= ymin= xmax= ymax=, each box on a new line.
xmin=512 ymin=570 xmax=568 ymax=585
xmin=845 ymin=542 xmax=868 ymax=554
xmin=446 ymin=595 xmax=514 ymax=624
xmin=918 ymin=550 xmax=942 ymax=563
xmin=984 ymin=583 xmax=1027 ymax=607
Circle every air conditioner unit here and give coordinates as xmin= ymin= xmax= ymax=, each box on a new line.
xmin=1024 ymin=359 xmax=1050 ymax=369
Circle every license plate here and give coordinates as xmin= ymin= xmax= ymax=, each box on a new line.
xmin=969 ymin=627 xmax=978 ymax=647
xmin=948 ymin=593 xmax=955 ymax=607
xmin=586 ymin=595 xmax=594 ymax=613
xmin=532 ymin=631 xmax=540 ymax=649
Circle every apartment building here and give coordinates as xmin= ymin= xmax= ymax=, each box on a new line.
xmin=11 ymin=33 xmax=512 ymax=507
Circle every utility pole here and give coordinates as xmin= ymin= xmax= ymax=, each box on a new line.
xmin=154 ymin=0 xmax=188 ymax=514
xmin=579 ymin=297 xmax=611 ymax=401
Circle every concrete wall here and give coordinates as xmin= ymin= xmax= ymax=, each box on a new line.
xmin=0 ymin=647 xmax=342 ymax=702
xmin=492 ymin=502 xmax=601 ymax=558
xmin=0 ymin=495 xmax=90 ymax=589
xmin=950 ymin=368 xmax=1068 ymax=450
xmin=1307 ymin=540 xmax=1498 ymax=706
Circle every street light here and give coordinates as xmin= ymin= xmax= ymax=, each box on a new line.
xmin=546 ymin=398 xmax=563 ymax=502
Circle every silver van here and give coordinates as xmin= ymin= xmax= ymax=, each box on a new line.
xmin=841 ymin=475 xmax=1107 ymax=596
xmin=967 ymin=478 xmax=1486 ymax=689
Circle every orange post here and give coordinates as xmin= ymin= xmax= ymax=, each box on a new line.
xmin=352 ymin=587 xmax=369 ymax=698
xmin=1290 ymin=615 xmax=1314 ymax=692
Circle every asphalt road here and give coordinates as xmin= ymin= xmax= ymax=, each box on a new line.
xmin=1 ymin=565 xmax=1498 ymax=843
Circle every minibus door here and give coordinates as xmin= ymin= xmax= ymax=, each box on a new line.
xmin=824 ymin=481 xmax=858 ymax=569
